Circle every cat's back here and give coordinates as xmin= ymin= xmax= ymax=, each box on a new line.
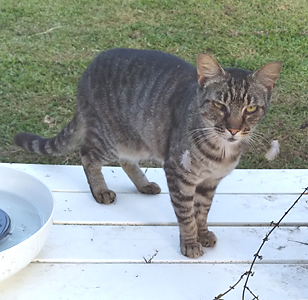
xmin=80 ymin=48 xmax=197 ymax=93
xmin=93 ymin=48 xmax=196 ymax=74
xmin=78 ymin=48 xmax=198 ymax=119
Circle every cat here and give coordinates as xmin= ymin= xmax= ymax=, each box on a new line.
xmin=14 ymin=48 xmax=282 ymax=258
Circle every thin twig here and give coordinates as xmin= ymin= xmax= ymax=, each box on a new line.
xmin=241 ymin=186 xmax=308 ymax=300
xmin=212 ymin=186 xmax=308 ymax=300
xmin=213 ymin=271 xmax=251 ymax=299
xmin=288 ymin=239 xmax=308 ymax=246
xmin=245 ymin=286 xmax=259 ymax=299
xmin=143 ymin=250 xmax=158 ymax=263
xmin=28 ymin=26 xmax=62 ymax=38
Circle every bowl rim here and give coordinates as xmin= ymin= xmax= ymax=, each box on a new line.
xmin=0 ymin=165 xmax=55 ymax=252
xmin=0 ymin=165 xmax=55 ymax=281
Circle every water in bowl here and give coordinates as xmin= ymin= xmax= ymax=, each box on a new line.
xmin=0 ymin=191 xmax=43 ymax=252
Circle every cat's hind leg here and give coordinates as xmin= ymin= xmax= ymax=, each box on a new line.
xmin=81 ymin=145 xmax=116 ymax=204
xmin=119 ymin=160 xmax=161 ymax=194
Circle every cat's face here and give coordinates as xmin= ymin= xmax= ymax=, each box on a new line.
xmin=199 ymin=72 xmax=268 ymax=144
xmin=197 ymin=54 xmax=282 ymax=146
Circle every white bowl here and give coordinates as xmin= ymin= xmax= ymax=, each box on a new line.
xmin=0 ymin=166 xmax=54 ymax=281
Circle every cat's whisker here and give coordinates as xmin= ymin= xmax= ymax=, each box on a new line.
xmin=184 ymin=128 xmax=215 ymax=142
xmin=245 ymin=134 xmax=260 ymax=147
xmin=194 ymin=135 xmax=210 ymax=148
xmin=251 ymin=135 xmax=269 ymax=149
xmin=244 ymin=136 xmax=258 ymax=150
xmin=189 ymin=131 xmax=217 ymax=149
xmin=185 ymin=127 xmax=214 ymax=138
xmin=245 ymin=133 xmax=268 ymax=152
xmin=250 ymin=131 xmax=270 ymax=144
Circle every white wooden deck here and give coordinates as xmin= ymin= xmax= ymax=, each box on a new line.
xmin=1 ymin=164 xmax=308 ymax=300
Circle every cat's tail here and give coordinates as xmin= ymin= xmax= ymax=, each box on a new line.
xmin=13 ymin=115 xmax=85 ymax=156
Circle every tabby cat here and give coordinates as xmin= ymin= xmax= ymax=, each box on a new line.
xmin=14 ymin=48 xmax=282 ymax=258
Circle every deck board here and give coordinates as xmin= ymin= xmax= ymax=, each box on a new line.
xmin=53 ymin=192 xmax=308 ymax=226
xmin=1 ymin=163 xmax=308 ymax=300
xmin=7 ymin=163 xmax=308 ymax=194
xmin=1 ymin=263 xmax=307 ymax=300
xmin=35 ymin=225 xmax=308 ymax=263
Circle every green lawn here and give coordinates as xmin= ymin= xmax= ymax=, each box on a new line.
xmin=1 ymin=0 xmax=307 ymax=168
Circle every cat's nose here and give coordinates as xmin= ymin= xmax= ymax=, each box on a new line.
xmin=228 ymin=128 xmax=240 ymax=136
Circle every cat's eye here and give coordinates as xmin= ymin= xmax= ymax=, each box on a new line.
xmin=245 ymin=106 xmax=258 ymax=114
xmin=213 ymin=101 xmax=224 ymax=110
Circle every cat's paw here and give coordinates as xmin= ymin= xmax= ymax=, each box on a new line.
xmin=94 ymin=189 xmax=116 ymax=204
xmin=198 ymin=230 xmax=217 ymax=248
xmin=138 ymin=182 xmax=161 ymax=195
xmin=181 ymin=242 xmax=203 ymax=258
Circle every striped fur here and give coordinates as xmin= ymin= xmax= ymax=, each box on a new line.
xmin=14 ymin=49 xmax=282 ymax=258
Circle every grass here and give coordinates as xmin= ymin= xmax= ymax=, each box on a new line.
xmin=0 ymin=0 xmax=307 ymax=168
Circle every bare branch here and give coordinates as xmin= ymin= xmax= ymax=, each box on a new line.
xmin=245 ymin=286 xmax=259 ymax=299
xmin=213 ymin=271 xmax=251 ymax=299
xmin=241 ymin=186 xmax=308 ymax=300
xmin=212 ymin=186 xmax=308 ymax=300
xmin=143 ymin=250 xmax=158 ymax=263
xmin=288 ymin=239 xmax=308 ymax=246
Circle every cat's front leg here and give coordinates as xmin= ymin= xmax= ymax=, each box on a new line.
xmin=164 ymin=162 xmax=202 ymax=258
xmin=194 ymin=182 xmax=218 ymax=248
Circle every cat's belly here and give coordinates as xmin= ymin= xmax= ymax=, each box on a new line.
xmin=117 ymin=144 xmax=164 ymax=163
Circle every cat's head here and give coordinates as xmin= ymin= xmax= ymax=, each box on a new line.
xmin=196 ymin=54 xmax=282 ymax=145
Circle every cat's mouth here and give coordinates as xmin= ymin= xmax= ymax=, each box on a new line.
xmin=227 ymin=137 xmax=237 ymax=142
xmin=215 ymin=127 xmax=243 ymax=143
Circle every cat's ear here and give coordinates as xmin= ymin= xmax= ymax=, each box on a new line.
xmin=197 ymin=53 xmax=225 ymax=86
xmin=252 ymin=62 xmax=282 ymax=90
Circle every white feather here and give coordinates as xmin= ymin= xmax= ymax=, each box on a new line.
xmin=181 ymin=150 xmax=191 ymax=172
xmin=265 ymin=140 xmax=280 ymax=161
